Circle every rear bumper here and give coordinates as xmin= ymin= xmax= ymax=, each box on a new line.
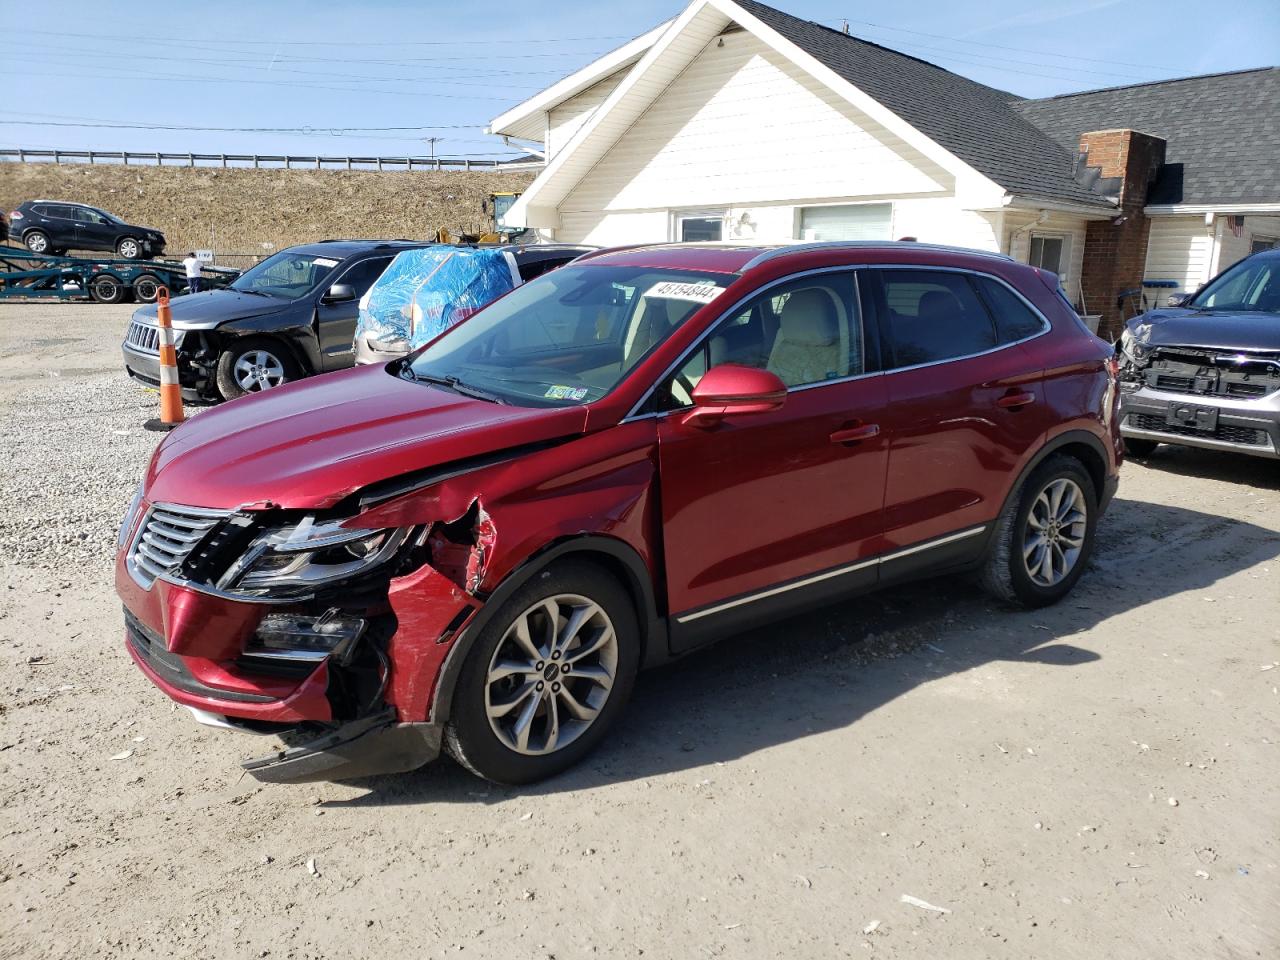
xmin=1120 ymin=386 xmax=1280 ymax=459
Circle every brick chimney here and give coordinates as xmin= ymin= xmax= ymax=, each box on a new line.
xmin=1077 ymin=129 xmax=1166 ymax=341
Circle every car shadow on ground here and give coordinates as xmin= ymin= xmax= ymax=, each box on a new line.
xmin=330 ymin=497 xmax=1280 ymax=807
xmin=1129 ymin=444 xmax=1280 ymax=490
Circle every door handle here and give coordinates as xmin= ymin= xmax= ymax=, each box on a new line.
xmin=830 ymin=423 xmax=880 ymax=445
xmin=996 ymin=391 xmax=1036 ymax=410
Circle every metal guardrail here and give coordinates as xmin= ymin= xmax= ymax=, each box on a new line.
xmin=0 ymin=148 xmax=543 ymax=172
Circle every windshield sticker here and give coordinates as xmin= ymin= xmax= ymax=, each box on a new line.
xmin=312 ymin=257 xmax=339 ymax=268
xmin=545 ymin=385 xmax=589 ymax=401
xmin=644 ymin=281 xmax=725 ymax=304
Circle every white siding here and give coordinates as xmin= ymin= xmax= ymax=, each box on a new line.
xmin=1144 ymin=216 xmax=1215 ymax=295
xmin=546 ymin=69 xmax=628 ymax=160
xmin=560 ymin=30 xmax=951 ymax=216
xmin=1002 ymin=210 xmax=1088 ymax=305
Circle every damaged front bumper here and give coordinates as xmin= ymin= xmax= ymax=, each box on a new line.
xmin=240 ymin=709 xmax=443 ymax=783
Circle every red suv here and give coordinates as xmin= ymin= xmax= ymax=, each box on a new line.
xmin=115 ymin=242 xmax=1121 ymax=785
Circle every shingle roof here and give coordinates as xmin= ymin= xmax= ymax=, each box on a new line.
xmin=734 ymin=0 xmax=1114 ymax=209
xmin=1012 ymin=68 xmax=1280 ymax=206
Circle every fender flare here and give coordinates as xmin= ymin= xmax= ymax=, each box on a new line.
xmin=985 ymin=428 xmax=1115 ymax=549
xmin=427 ymin=534 xmax=665 ymax=725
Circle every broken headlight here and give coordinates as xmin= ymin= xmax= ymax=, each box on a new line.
xmin=1117 ymin=329 xmax=1152 ymax=365
xmin=218 ymin=517 xmax=412 ymax=597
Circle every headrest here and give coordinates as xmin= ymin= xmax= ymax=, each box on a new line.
xmin=779 ymin=288 xmax=838 ymax=346
xmin=918 ymin=289 xmax=962 ymax=323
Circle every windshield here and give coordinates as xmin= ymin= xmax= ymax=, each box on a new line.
xmin=1190 ymin=256 xmax=1280 ymax=312
xmin=407 ymin=264 xmax=736 ymax=407
xmin=230 ymin=250 xmax=344 ymax=299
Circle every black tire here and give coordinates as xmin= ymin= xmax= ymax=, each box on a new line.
xmin=445 ymin=560 xmax=641 ymax=785
xmin=214 ymin=337 xmax=303 ymax=401
xmin=116 ymin=237 xmax=143 ymax=259
xmin=88 ymin=274 xmax=125 ymax=304
xmin=133 ymin=274 xmax=162 ymax=303
xmin=24 ymin=230 xmax=50 ymax=255
xmin=1124 ymin=438 xmax=1159 ymax=459
xmin=979 ymin=455 xmax=1099 ymax=609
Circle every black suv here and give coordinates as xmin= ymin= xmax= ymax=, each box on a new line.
xmin=8 ymin=200 xmax=166 ymax=259
xmin=123 ymin=240 xmax=431 ymax=402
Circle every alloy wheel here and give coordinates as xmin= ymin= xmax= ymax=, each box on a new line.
xmin=1023 ymin=478 xmax=1088 ymax=587
xmin=26 ymin=233 xmax=48 ymax=253
xmin=232 ymin=350 xmax=287 ymax=392
xmin=484 ymin=594 xmax=618 ymax=756
xmin=118 ymin=239 xmax=140 ymax=258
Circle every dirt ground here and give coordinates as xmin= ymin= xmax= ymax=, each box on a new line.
xmin=1 ymin=303 xmax=1277 ymax=960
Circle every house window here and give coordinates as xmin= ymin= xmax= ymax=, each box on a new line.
xmin=1028 ymin=234 xmax=1068 ymax=281
xmin=677 ymin=212 xmax=724 ymax=242
xmin=1252 ymin=236 xmax=1279 ymax=255
xmin=798 ymin=203 xmax=892 ymax=241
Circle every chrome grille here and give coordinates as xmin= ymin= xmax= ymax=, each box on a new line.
xmin=125 ymin=320 xmax=160 ymax=354
xmin=127 ymin=503 xmax=230 ymax=588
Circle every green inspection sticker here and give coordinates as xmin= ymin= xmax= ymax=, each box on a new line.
xmin=545 ymin=385 xmax=589 ymax=401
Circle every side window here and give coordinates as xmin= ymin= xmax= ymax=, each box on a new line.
xmin=973 ymin=276 xmax=1047 ymax=344
xmin=47 ymin=205 xmax=72 ymax=220
xmin=649 ymin=272 xmax=862 ymax=412
xmin=875 ymin=269 xmax=997 ymax=368
xmin=338 ymin=257 xmax=393 ymax=297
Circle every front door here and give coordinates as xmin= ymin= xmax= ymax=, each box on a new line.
xmin=73 ymin=208 xmax=115 ymax=252
xmin=652 ymin=270 xmax=889 ymax=650
xmin=316 ymin=256 xmax=392 ymax=369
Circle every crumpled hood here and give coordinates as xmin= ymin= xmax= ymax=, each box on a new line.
xmin=145 ymin=364 xmax=589 ymax=511
xmin=1126 ymin=307 xmax=1280 ymax=353
xmin=133 ymin=289 xmax=290 ymax=330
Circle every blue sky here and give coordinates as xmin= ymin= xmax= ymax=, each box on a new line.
xmin=4 ymin=0 xmax=1276 ymax=159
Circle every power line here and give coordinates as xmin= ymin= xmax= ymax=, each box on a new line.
xmin=6 ymin=27 xmax=635 ymax=47
xmin=837 ymin=17 xmax=1167 ymax=71
xmin=0 ymin=116 xmax=490 ymax=132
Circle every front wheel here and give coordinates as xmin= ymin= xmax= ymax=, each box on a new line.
xmin=979 ymin=455 xmax=1098 ymax=608
xmin=214 ymin=337 xmax=302 ymax=400
xmin=116 ymin=237 xmax=142 ymax=259
xmin=445 ymin=561 xmax=640 ymax=784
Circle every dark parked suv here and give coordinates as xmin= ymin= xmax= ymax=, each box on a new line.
xmin=123 ymin=240 xmax=432 ymax=401
xmin=115 ymin=241 xmax=1121 ymax=785
xmin=8 ymin=200 xmax=166 ymax=259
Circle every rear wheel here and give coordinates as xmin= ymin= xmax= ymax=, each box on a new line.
xmin=116 ymin=237 xmax=142 ymax=259
xmin=445 ymin=561 xmax=640 ymax=784
xmin=24 ymin=230 xmax=50 ymax=254
xmin=215 ymin=337 xmax=302 ymax=400
xmin=133 ymin=274 xmax=162 ymax=303
xmin=88 ymin=274 xmax=125 ymax=304
xmin=979 ymin=455 xmax=1098 ymax=608
xmin=1124 ymin=438 xmax=1159 ymax=458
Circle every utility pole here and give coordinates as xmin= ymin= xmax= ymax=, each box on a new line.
xmin=423 ymin=137 xmax=442 ymax=161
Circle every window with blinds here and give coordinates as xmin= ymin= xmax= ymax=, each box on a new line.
xmin=798 ymin=203 xmax=892 ymax=242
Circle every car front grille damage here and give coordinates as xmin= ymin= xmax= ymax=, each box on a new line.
xmin=1134 ymin=346 xmax=1280 ymax=400
xmin=126 ymin=504 xmax=230 ymax=589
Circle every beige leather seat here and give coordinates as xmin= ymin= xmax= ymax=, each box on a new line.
xmin=624 ymin=296 xmax=695 ymax=369
xmin=766 ymin=288 xmax=848 ymax=387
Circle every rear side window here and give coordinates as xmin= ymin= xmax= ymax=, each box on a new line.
xmin=973 ymin=276 xmax=1047 ymax=344
xmin=338 ymin=257 xmax=393 ymax=297
xmin=872 ymin=269 xmax=997 ymax=368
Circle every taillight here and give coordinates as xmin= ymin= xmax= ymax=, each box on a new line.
xmin=9 ymin=210 xmax=22 ymax=220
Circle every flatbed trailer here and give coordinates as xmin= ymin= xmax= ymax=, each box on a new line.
xmin=0 ymin=246 xmax=239 ymax=304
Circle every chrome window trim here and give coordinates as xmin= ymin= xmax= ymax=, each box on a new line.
xmin=623 ymin=264 xmax=871 ymax=421
xmin=868 ymin=264 xmax=1052 ymax=375
xmin=675 ymin=525 xmax=987 ymax=624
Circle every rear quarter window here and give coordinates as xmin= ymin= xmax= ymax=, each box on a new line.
xmin=974 ymin=276 xmax=1048 ymax=344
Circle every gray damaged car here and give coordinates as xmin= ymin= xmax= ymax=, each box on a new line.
xmin=1117 ymin=248 xmax=1280 ymax=460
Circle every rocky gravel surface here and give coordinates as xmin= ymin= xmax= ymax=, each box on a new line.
xmin=1 ymin=304 xmax=1278 ymax=960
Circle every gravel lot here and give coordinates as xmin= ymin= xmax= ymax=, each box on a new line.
xmin=1 ymin=303 xmax=1278 ymax=960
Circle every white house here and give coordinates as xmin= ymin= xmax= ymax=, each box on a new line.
xmin=490 ymin=0 xmax=1279 ymax=338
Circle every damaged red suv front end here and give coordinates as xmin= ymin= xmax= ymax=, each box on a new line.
xmin=115 ymin=359 xmax=600 ymax=782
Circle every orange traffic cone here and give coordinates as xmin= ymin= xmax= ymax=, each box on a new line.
xmin=143 ymin=287 xmax=186 ymax=432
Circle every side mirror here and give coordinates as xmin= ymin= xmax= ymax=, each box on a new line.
xmin=1166 ymin=293 xmax=1192 ymax=308
xmin=681 ymin=364 xmax=787 ymax=428
xmin=324 ymin=283 xmax=356 ymax=303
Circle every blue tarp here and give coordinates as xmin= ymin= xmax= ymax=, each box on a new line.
xmin=356 ymin=247 xmax=516 ymax=351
